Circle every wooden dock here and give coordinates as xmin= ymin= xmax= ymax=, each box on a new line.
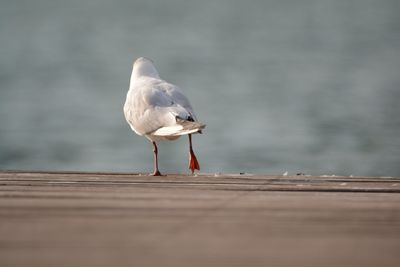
xmin=1 ymin=171 xmax=400 ymax=267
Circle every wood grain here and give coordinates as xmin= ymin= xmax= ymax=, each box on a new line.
xmin=1 ymin=171 xmax=399 ymax=267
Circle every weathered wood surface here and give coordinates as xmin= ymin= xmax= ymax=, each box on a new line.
xmin=1 ymin=171 xmax=400 ymax=267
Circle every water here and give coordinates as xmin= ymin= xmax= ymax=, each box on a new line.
xmin=1 ymin=0 xmax=399 ymax=176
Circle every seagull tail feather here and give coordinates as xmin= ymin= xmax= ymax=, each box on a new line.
xmin=151 ymin=119 xmax=206 ymax=137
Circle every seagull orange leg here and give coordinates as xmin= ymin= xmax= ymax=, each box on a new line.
xmin=188 ymin=134 xmax=200 ymax=174
xmin=152 ymin=141 xmax=162 ymax=176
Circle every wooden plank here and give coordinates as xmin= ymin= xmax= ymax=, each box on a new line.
xmin=0 ymin=171 xmax=399 ymax=267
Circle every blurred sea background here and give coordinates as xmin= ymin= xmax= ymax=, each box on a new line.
xmin=0 ymin=0 xmax=399 ymax=176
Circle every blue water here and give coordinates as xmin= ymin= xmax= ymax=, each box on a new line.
xmin=1 ymin=0 xmax=399 ymax=176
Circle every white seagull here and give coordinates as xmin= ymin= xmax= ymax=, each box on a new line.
xmin=124 ymin=57 xmax=205 ymax=176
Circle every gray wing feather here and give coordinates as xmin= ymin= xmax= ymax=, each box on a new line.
xmin=124 ymin=77 xmax=198 ymax=136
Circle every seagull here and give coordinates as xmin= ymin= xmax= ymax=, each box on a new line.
xmin=124 ymin=57 xmax=205 ymax=176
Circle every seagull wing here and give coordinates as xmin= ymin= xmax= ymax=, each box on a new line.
xmin=124 ymin=77 xmax=204 ymax=138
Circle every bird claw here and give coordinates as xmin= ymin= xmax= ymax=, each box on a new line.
xmin=151 ymin=170 xmax=162 ymax=176
xmin=189 ymin=150 xmax=200 ymax=174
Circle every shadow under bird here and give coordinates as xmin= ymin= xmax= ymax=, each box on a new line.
xmin=124 ymin=57 xmax=206 ymax=176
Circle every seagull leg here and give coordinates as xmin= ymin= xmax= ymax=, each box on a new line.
xmin=188 ymin=134 xmax=200 ymax=174
xmin=152 ymin=141 xmax=162 ymax=176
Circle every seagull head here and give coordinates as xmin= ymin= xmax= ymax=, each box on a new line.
xmin=132 ymin=57 xmax=160 ymax=79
